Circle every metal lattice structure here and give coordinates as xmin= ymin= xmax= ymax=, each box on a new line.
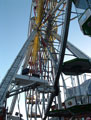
xmin=0 ymin=0 xmax=91 ymax=120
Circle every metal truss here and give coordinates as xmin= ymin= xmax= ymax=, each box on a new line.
xmin=0 ymin=0 xmax=91 ymax=120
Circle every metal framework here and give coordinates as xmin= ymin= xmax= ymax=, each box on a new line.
xmin=0 ymin=0 xmax=91 ymax=120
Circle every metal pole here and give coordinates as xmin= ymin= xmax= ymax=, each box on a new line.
xmin=77 ymin=75 xmax=81 ymax=96
xmin=61 ymin=73 xmax=70 ymax=99
xmin=35 ymin=89 xmax=37 ymax=120
xmin=70 ymin=76 xmax=75 ymax=96
xmin=9 ymin=94 xmax=18 ymax=114
xmin=43 ymin=0 xmax=72 ymax=119
xmin=43 ymin=93 xmax=45 ymax=114
xmin=25 ymin=92 xmax=28 ymax=120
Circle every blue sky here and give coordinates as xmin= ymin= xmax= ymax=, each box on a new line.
xmin=0 ymin=0 xmax=31 ymax=80
xmin=0 ymin=0 xmax=91 ymax=81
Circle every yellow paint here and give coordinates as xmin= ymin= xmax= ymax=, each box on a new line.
xmin=32 ymin=33 xmax=39 ymax=63
xmin=32 ymin=0 xmax=44 ymax=63
xmin=36 ymin=0 xmax=44 ymax=25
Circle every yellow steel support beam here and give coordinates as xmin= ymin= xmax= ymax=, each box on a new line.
xmin=32 ymin=0 xmax=44 ymax=64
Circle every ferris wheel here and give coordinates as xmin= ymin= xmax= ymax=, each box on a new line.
xmin=0 ymin=0 xmax=91 ymax=120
